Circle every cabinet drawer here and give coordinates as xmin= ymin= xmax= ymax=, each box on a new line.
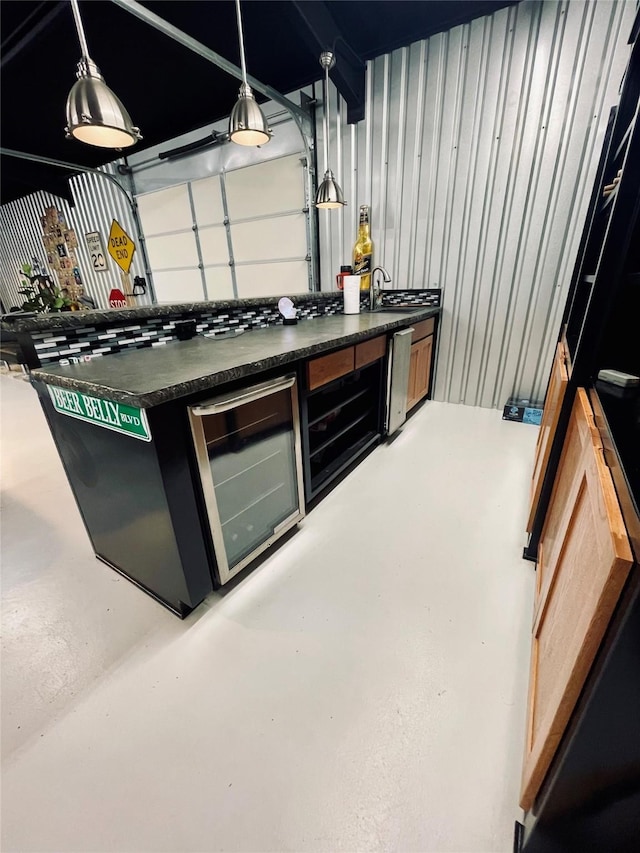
xmin=355 ymin=335 xmax=386 ymax=370
xmin=412 ymin=318 xmax=435 ymax=342
xmin=307 ymin=347 xmax=355 ymax=390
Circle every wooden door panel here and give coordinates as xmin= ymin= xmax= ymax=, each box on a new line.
xmin=527 ymin=343 xmax=569 ymax=532
xmin=534 ymin=394 xmax=589 ymax=615
xmin=407 ymin=336 xmax=433 ymax=411
xmin=416 ymin=336 xmax=433 ymax=401
xmin=520 ymin=389 xmax=634 ymax=811
xmin=406 ymin=345 xmax=420 ymax=411
xmin=532 ymin=477 xmax=599 ymax=741
xmin=414 ymin=340 xmax=428 ymax=402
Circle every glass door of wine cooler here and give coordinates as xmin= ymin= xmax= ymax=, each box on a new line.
xmin=188 ymin=374 xmax=305 ymax=584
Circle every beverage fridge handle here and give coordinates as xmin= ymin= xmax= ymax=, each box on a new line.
xmin=386 ymin=327 xmax=414 ymax=435
xmin=190 ymin=374 xmax=296 ymax=416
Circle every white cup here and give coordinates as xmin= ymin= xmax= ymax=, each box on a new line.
xmin=343 ymin=275 xmax=361 ymax=314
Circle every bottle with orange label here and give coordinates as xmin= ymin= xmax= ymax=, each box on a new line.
xmin=353 ymin=205 xmax=373 ymax=291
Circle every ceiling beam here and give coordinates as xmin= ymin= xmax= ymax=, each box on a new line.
xmin=291 ymin=1 xmax=366 ymax=124
xmin=109 ymin=0 xmax=312 ymax=140
xmin=1 ymin=1 xmax=66 ymax=69
xmin=0 ymin=148 xmax=132 ymax=207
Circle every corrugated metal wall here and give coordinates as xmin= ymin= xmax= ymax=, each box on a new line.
xmin=0 ymin=163 xmax=149 ymax=311
xmin=318 ymin=0 xmax=636 ymax=406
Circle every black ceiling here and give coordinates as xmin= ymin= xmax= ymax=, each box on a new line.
xmin=1 ymin=0 xmax=515 ymax=204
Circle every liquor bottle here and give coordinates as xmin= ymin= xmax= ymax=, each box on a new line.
xmin=353 ymin=205 xmax=373 ymax=291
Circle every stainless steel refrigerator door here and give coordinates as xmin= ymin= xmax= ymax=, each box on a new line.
xmin=386 ymin=328 xmax=414 ymax=435
xmin=189 ymin=374 xmax=305 ymax=585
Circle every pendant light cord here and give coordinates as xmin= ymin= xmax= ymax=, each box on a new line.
xmin=235 ymin=0 xmax=248 ymax=86
xmin=70 ymin=0 xmax=90 ymax=60
xmin=322 ymin=61 xmax=329 ymax=173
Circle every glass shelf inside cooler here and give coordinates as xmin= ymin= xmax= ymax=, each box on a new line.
xmin=197 ymin=386 xmax=300 ymax=573
xmin=209 ymin=429 xmax=297 ymax=568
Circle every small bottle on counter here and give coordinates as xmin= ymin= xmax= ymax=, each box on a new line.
xmin=353 ymin=205 xmax=373 ymax=292
xmin=336 ymin=265 xmax=353 ymax=290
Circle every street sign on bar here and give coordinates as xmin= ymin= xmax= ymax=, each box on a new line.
xmin=47 ymin=384 xmax=151 ymax=441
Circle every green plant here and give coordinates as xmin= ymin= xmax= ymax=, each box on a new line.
xmin=19 ymin=278 xmax=72 ymax=313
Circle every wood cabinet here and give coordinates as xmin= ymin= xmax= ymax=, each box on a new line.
xmin=520 ymin=389 xmax=633 ymax=811
xmin=355 ymin=335 xmax=386 ymax=370
xmin=411 ymin=317 xmax=435 ymax=341
xmin=526 ymin=341 xmax=569 ymax=532
xmin=301 ymin=337 xmax=387 ymax=501
xmin=307 ymin=347 xmax=355 ymax=391
xmin=407 ymin=320 xmax=435 ymax=412
xmin=306 ymin=335 xmax=387 ymax=390
xmin=407 ymin=335 xmax=433 ymax=411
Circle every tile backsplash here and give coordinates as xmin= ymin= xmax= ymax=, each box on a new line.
xmin=30 ymin=290 xmax=440 ymax=366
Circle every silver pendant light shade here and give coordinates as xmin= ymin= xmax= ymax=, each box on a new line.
xmin=65 ymin=58 xmax=141 ymax=148
xmin=229 ymin=83 xmax=271 ymax=146
xmin=65 ymin=0 xmax=141 ymax=148
xmin=229 ymin=0 xmax=271 ymax=146
xmin=316 ymin=169 xmax=345 ymax=209
xmin=315 ymin=51 xmax=346 ymax=209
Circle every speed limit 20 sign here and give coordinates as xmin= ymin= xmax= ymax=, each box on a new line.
xmin=85 ymin=231 xmax=108 ymax=271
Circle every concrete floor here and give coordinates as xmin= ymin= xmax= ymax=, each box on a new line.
xmin=1 ymin=374 xmax=536 ymax=853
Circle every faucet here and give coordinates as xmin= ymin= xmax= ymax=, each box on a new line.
xmin=370 ymin=266 xmax=391 ymax=310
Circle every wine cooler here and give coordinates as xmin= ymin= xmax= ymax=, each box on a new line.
xmin=188 ymin=374 xmax=305 ymax=585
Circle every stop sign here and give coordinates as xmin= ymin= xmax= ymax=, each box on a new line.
xmin=109 ymin=288 xmax=127 ymax=308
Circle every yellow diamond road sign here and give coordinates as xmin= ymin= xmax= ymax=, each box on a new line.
xmin=107 ymin=219 xmax=136 ymax=274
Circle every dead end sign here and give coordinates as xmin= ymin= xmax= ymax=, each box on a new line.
xmin=108 ymin=220 xmax=136 ymax=274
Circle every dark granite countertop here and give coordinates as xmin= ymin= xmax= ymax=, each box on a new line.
xmin=31 ymin=308 xmax=439 ymax=407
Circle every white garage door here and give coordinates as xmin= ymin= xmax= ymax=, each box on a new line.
xmin=136 ymin=154 xmax=310 ymax=303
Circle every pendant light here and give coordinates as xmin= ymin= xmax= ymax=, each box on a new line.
xmin=315 ymin=51 xmax=346 ymax=209
xmin=229 ymin=0 xmax=271 ymax=146
xmin=65 ymin=0 xmax=141 ymax=148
